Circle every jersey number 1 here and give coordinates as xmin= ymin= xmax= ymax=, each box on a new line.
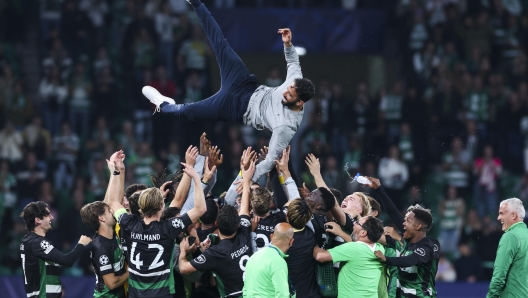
xmin=130 ymin=242 xmax=165 ymax=270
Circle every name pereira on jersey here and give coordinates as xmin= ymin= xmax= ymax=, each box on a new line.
xmin=130 ymin=233 xmax=161 ymax=241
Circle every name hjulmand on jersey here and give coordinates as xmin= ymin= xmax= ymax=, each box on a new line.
xmin=130 ymin=233 xmax=161 ymax=241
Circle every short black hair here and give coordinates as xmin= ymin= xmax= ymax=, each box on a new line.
xmin=161 ymin=207 xmax=180 ymax=221
xmin=329 ymin=188 xmax=342 ymax=204
xmin=200 ymin=199 xmax=219 ymax=224
xmin=217 ymin=205 xmax=239 ymax=236
xmin=408 ymin=204 xmax=433 ymax=232
xmin=369 ymin=197 xmax=381 ymax=218
xmin=20 ymin=201 xmax=50 ymax=232
xmin=319 ymin=187 xmax=335 ymax=211
xmin=363 ymin=216 xmax=384 ymax=243
xmin=294 ymin=78 xmax=315 ymax=102
xmin=125 ymin=183 xmax=148 ymax=199
xmin=128 ymin=193 xmax=142 ymax=217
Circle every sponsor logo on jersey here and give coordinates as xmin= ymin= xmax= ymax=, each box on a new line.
xmin=40 ymin=240 xmax=54 ymax=254
xmin=194 ymin=254 xmax=206 ymax=264
xmin=414 ymin=248 xmax=426 ymax=257
xmin=172 ymin=218 xmax=184 ymax=229
xmin=240 ymin=218 xmax=251 ymax=228
xmin=99 ymin=255 xmax=109 ymax=265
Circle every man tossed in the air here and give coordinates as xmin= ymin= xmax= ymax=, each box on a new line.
xmin=142 ymin=0 xmax=315 ymax=182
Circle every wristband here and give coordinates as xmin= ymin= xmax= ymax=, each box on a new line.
xmin=238 ymin=170 xmax=242 ymax=177
xmin=201 ymin=179 xmax=209 ymax=185
xmin=278 ymin=174 xmax=285 ymax=185
xmin=113 ymin=170 xmax=121 ymax=175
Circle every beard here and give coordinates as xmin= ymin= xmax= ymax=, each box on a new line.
xmin=281 ymin=97 xmax=298 ymax=107
xmin=351 ymin=232 xmax=358 ymax=242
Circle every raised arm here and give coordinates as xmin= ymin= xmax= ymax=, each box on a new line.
xmin=104 ymin=151 xmax=125 ymax=205
xmin=108 ymin=151 xmax=126 ymax=214
xmin=305 ymin=153 xmax=346 ymax=226
xmin=182 ymin=162 xmax=208 ymax=223
xmin=253 ymin=126 xmax=295 ymax=181
xmin=240 ymin=160 xmax=256 ymax=217
xmin=278 ymin=28 xmax=302 ymax=84
xmin=172 ymin=146 xmax=198 ymax=208
xmin=367 ymin=177 xmax=405 ymax=233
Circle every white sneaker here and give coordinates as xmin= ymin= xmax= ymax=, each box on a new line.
xmin=142 ymin=86 xmax=176 ymax=113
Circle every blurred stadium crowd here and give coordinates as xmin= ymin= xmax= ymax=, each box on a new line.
xmin=1 ymin=0 xmax=528 ymax=284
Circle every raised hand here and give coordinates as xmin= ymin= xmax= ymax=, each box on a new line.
xmin=241 ymin=147 xmax=257 ymax=171
xmin=242 ymin=160 xmax=256 ymax=182
xmin=199 ymin=132 xmax=211 ymax=156
xmin=106 ymin=150 xmax=125 ymax=171
xmin=366 ymin=177 xmax=381 ymax=189
xmin=275 ymin=146 xmax=290 ymax=174
xmin=203 ymin=157 xmax=217 ymax=183
xmin=208 ymin=146 xmax=224 ymax=169
xmin=305 ymin=153 xmax=321 ymax=176
xmin=259 ymin=146 xmax=268 ymax=161
xmin=181 ymin=162 xmax=200 ymax=180
xmin=278 ymin=28 xmax=292 ymax=46
xmin=185 ymin=146 xmax=199 ymax=167
xmin=159 ymin=181 xmax=172 ymax=198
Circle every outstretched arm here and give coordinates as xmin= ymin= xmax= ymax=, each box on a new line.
xmin=182 ymin=162 xmax=208 ymax=223
xmin=172 ymin=146 xmax=199 ymax=209
xmin=108 ymin=151 xmax=126 ymax=214
xmin=305 ymin=154 xmax=346 ymax=226
xmin=240 ymin=160 xmax=256 ymax=217
xmin=367 ymin=177 xmax=405 ymax=233
xmin=278 ymin=28 xmax=302 ymax=84
xmin=253 ymin=126 xmax=295 ymax=182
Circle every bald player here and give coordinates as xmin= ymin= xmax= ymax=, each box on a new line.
xmin=243 ymin=223 xmax=295 ymax=298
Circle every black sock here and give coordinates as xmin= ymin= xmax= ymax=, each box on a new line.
xmin=189 ymin=0 xmax=202 ymax=8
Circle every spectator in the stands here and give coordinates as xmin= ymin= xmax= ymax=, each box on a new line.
xmin=53 ymin=121 xmax=80 ymax=191
xmin=23 ymin=116 xmax=52 ymax=164
xmin=378 ymin=145 xmax=408 ymax=210
xmin=39 ymin=66 xmax=68 ymax=136
xmin=442 ymin=137 xmax=471 ymax=192
xmin=454 ymin=242 xmax=481 ymax=283
xmin=16 ymin=152 xmax=46 ymax=205
xmin=0 ymin=122 xmax=23 ymax=163
xmin=439 ymin=186 xmax=465 ymax=256
xmin=473 ymin=145 xmax=502 ymax=217
xmin=68 ymin=62 xmax=93 ymax=137
xmin=435 ymin=254 xmax=457 ymax=282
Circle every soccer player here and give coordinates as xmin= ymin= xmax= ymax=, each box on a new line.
xmin=80 ymin=201 xmax=128 ymax=297
xmin=374 ymin=205 xmax=436 ymax=297
xmin=178 ymin=160 xmax=256 ymax=298
xmin=243 ymin=222 xmax=295 ymax=298
xmin=106 ymin=151 xmax=207 ymax=298
xmin=142 ymin=0 xmax=315 ymax=182
xmin=20 ymin=201 xmax=92 ymax=298
xmin=314 ymin=216 xmax=386 ymax=298
xmin=284 ymin=198 xmax=320 ymax=298
xmin=250 ymin=187 xmax=287 ymax=251
xmin=367 ymin=177 xmax=438 ymax=298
